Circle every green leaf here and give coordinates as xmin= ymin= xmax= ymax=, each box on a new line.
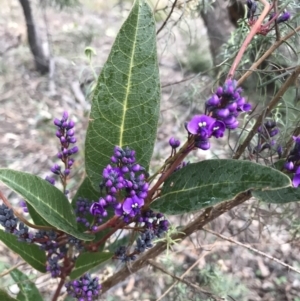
xmin=70 ymin=252 xmax=113 ymax=279
xmin=0 ymin=289 xmax=18 ymax=301
xmin=273 ymin=159 xmax=285 ymax=171
xmin=85 ymin=0 xmax=160 ymax=190
xmin=150 ymin=159 xmax=291 ymax=214
xmin=0 ymin=169 xmax=94 ymax=241
xmin=0 ymin=230 xmax=46 ymax=272
xmin=26 ymin=203 xmax=51 ymax=227
xmin=10 ymin=269 xmax=43 ymax=301
xmin=253 ymin=187 xmax=300 ymax=204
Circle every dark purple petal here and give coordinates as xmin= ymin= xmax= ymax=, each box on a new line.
xmin=54 ymin=118 xmax=61 ymax=127
xmin=293 ymin=136 xmax=300 ymax=143
xmin=212 ymin=121 xmax=225 ymax=138
xmin=269 ymin=128 xmax=279 ymax=137
xmin=236 ymin=97 xmax=245 ymax=107
xmin=67 ymin=120 xmax=75 ymax=129
xmin=215 ymin=108 xmax=230 ymax=118
xmin=206 ymin=94 xmax=220 ymax=106
xmin=277 ymin=11 xmax=290 ymax=23
xmin=293 ymin=173 xmax=300 ymax=187
xmin=227 ymin=120 xmax=239 ymax=129
xmin=284 ymin=161 xmax=294 ymax=171
xmin=62 ymin=111 xmax=69 ymax=121
xmin=195 ymin=139 xmax=210 ymax=150
xmin=242 ymin=103 xmax=252 ymax=112
xmin=226 ymin=102 xmax=237 ymax=112
xmin=223 ymin=115 xmax=236 ymax=126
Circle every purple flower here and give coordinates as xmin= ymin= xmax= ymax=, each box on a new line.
xmin=19 ymin=200 xmax=28 ymax=213
xmin=122 ymin=196 xmax=144 ymax=217
xmin=277 ymin=11 xmax=291 ymax=23
xmin=284 ymin=161 xmax=294 ymax=171
xmin=242 ymin=103 xmax=252 ymax=112
xmin=45 ymin=176 xmax=55 ymax=185
xmin=90 ymin=202 xmax=107 ymax=217
xmin=187 ymin=114 xmax=216 ymax=138
xmin=169 ymin=137 xmax=180 ymax=149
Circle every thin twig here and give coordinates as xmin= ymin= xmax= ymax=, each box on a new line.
xmin=204 ymin=228 xmax=300 ymax=275
xmin=51 ymin=277 xmax=65 ymax=301
xmin=273 ymin=0 xmax=280 ymax=41
xmin=238 ymin=25 xmax=300 ymax=85
xmin=0 ymin=262 xmax=26 ymax=278
xmin=234 ymin=65 xmax=300 ymax=159
xmin=154 ymin=247 xmax=215 ymax=301
xmin=101 ymin=192 xmax=251 ymax=293
xmin=148 ymin=259 xmax=223 ymax=301
xmin=156 ymin=0 xmax=178 ymax=35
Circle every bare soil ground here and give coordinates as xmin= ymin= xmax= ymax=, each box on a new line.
xmin=1 ymin=1 xmax=300 ymax=300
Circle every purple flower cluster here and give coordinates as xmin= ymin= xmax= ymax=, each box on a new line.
xmin=90 ymin=146 xmax=149 ymax=224
xmin=0 ymin=204 xmax=33 ymax=242
xmin=187 ymin=80 xmax=251 ymax=150
xmin=0 ymin=205 xmax=72 ymax=277
xmin=0 ymin=204 xmax=18 ymax=232
xmin=205 ymin=79 xmax=251 ymax=129
xmin=35 ymin=230 xmax=64 ymax=277
xmin=75 ymin=197 xmax=92 ymax=228
xmin=114 ymin=246 xmax=136 ymax=262
xmin=65 ymin=274 xmax=101 ymax=301
xmin=46 ymin=111 xmax=78 ymax=187
xmin=138 ymin=210 xmax=169 ymax=237
xmin=35 ymin=230 xmax=83 ymax=278
xmin=114 ymin=210 xmax=169 ymax=261
xmin=284 ymin=136 xmax=300 ymax=187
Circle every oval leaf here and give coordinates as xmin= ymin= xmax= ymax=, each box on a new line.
xmin=0 ymin=289 xmax=18 ymax=301
xmin=70 ymin=252 xmax=113 ymax=279
xmin=85 ymin=0 xmax=161 ymax=190
xmin=253 ymin=187 xmax=300 ymax=203
xmin=0 ymin=230 xmax=46 ymax=272
xmin=150 ymin=159 xmax=291 ymax=214
xmin=26 ymin=203 xmax=51 ymax=227
xmin=0 ymin=169 xmax=94 ymax=241
xmin=10 ymin=269 xmax=43 ymax=301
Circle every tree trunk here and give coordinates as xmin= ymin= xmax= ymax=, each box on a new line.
xmin=19 ymin=0 xmax=49 ymax=74
xmin=201 ymin=0 xmax=244 ymax=66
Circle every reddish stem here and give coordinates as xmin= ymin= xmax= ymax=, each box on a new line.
xmin=51 ymin=277 xmax=65 ymax=301
xmin=227 ymin=0 xmax=271 ymax=80
xmin=146 ymin=138 xmax=194 ymax=204
xmin=91 ymin=215 xmax=119 ymax=233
